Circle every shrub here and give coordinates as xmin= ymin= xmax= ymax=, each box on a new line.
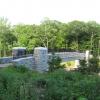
xmin=78 ymin=59 xmax=88 ymax=74
xmin=15 ymin=65 xmax=29 ymax=73
xmin=88 ymin=57 xmax=100 ymax=73
xmin=1 ymin=67 xmax=100 ymax=100
xmin=78 ymin=57 xmax=100 ymax=74
xmin=48 ymin=54 xmax=65 ymax=72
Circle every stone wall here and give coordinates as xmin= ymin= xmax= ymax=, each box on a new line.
xmin=0 ymin=57 xmax=13 ymax=64
xmin=0 ymin=47 xmax=87 ymax=72
xmin=48 ymin=52 xmax=85 ymax=62
xmin=12 ymin=52 xmax=85 ymax=71
xmin=12 ymin=56 xmax=35 ymax=70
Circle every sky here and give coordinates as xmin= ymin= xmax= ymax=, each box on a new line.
xmin=0 ymin=0 xmax=100 ymax=25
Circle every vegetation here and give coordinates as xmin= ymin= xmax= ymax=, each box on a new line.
xmin=0 ymin=17 xmax=100 ymax=56
xmin=48 ymin=53 xmax=65 ymax=72
xmin=78 ymin=57 xmax=100 ymax=74
xmin=78 ymin=46 xmax=100 ymax=74
xmin=61 ymin=61 xmax=75 ymax=69
xmin=0 ymin=67 xmax=100 ymax=100
xmin=1 ymin=17 xmax=100 ymax=99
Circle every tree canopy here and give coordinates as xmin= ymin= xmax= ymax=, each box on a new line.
xmin=0 ymin=17 xmax=100 ymax=56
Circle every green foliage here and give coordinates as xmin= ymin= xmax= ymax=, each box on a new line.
xmin=78 ymin=57 xmax=100 ymax=74
xmin=0 ymin=17 xmax=17 ymax=56
xmin=88 ymin=57 xmax=100 ymax=73
xmin=78 ymin=60 xmax=88 ymax=74
xmin=66 ymin=20 xmax=88 ymax=50
xmin=0 ymin=67 xmax=38 ymax=100
xmin=0 ymin=17 xmax=100 ymax=52
xmin=48 ymin=54 xmax=65 ymax=72
xmin=0 ymin=68 xmax=100 ymax=100
xmin=15 ymin=65 xmax=29 ymax=73
xmin=77 ymin=97 xmax=88 ymax=100
xmin=1 ymin=17 xmax=100 ymax=99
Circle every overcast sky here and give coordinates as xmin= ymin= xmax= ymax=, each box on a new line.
xmin=0 ymin=0 xmax=99 ymax=25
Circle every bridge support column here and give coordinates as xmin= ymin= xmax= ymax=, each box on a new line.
xmin=12 ymin=47 xmax=26 ymax=59
xmin=34 ymin=47 xmax=48 ymax=72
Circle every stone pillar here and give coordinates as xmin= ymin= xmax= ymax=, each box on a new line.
xmin=12 ymin=47 xmax=26 ymax=59
xmin=34 ymin=47 xmax=48 ymax=72
xmin=85 ymin=50 xmax=90 ymax=63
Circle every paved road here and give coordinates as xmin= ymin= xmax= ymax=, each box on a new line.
xmin=0 ymin=63 xmax=13 ymax=68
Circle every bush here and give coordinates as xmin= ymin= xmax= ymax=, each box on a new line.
xmin=15 ymin=65 xmax=29 ymax=73
xmin=78 ymin=57 xmax=100 ymax=74
xmin=0 ymin=67 xmax=38 ymax=100
xmin=78 ymin=59 xmax=89 ymax=74
xmin=88 ymin=57 xmax=100 ymax=73
xmin=48 ymin=54 xmax=65 ymax=72
xmin=0 ymin=67 xmax=100 ymax=100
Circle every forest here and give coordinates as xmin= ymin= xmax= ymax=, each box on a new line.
xmin=0 ymin=17 xmax=100 ymax=56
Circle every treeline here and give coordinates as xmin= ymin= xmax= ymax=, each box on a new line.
xmin=0 ymin=17 xmax=100 ymax=55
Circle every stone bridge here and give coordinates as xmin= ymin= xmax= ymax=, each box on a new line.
xmin=0 ymin=47 xmax=88 ymax=72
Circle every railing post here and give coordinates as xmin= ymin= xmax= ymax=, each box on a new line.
xmin=85 ymin=50 xmax=90 ymax=64
xmin=75 ymin=60 xmax=80 ymax=68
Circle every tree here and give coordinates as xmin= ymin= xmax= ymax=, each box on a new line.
xmin=86 ymin=21 xmax=100 ymax=56
xmin=0 ymin=17 xmax=17 ymax=56
xmin=35 ymin=18 xmax=66 ymax=50
xmin=12 ymin=24 xmax=37 ymax=49
xmin=66 ymin=20 xmax=88 ymax=51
